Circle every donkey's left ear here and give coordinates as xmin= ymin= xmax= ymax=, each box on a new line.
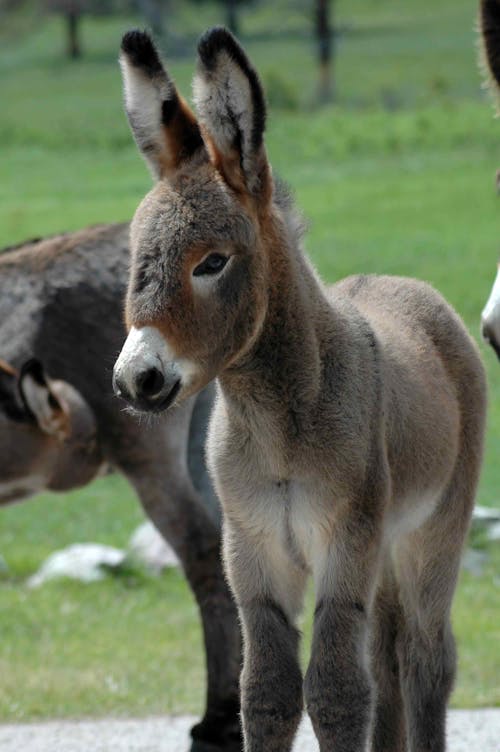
xmin=193 ymin=27 xmax=270 ymax=198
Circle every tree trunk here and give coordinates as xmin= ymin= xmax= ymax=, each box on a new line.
xmin=136 ymin=0 xmax=165 ymax=40
xmin=66 ymin=9 xmax=81 ymax=59
xmin=226 ymin=0 xmax=239 ymax=36
xmin=316 ymin=0 xmax=334 ymax=103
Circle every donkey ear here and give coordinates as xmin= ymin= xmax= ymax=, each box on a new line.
xmin=480 ymin=0 xmax=500 ymax=109
xmin=120 ymin=30 xmax=206 ymax=180
xmin=19 ymin=360 xmax=73 ymax=440
xmin=193 ymin=26 xmax=270 ymax=197
xmin=0 ymin=359 xmax=25 ymax=421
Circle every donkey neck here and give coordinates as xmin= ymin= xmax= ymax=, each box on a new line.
xmin=219 ymin=220 xmax=332 ymax=438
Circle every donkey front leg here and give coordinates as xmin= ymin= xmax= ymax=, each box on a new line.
xmin=304 ymin=512 xmax=382 ymax=752
xmin=225 ymin=523 xmax=307 ymax=752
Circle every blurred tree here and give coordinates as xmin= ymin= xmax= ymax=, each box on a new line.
xmin=316 ymin=0 xmax=334 ymax=102
xmin=225 ymin=0 xmax=238 ymax=35
xmin=47 ymin=1 xmax=85 ymax=58
xmin=47 ymin=0 xmax=131 ymax=59
xmin=135 ymin=0 xmax=166 ymax=39
xmin=192 ymin=0 xmax=253 ymax=37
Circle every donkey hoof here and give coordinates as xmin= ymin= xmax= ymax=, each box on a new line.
xmin=190 ymin=719 xmax=243 ymax=752
xmin=190 ymin=738 xmax=242 ymax=752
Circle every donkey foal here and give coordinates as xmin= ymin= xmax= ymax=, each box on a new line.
xmin=113 ymin=27 xmax=487 ymax=752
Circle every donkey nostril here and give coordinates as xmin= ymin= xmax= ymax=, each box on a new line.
xmin=136 ymin=367 xmax=165 ymax=398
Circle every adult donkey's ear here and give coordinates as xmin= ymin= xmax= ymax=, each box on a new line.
xmin=120 ymin=30 xmax=206 ymax=179
xmin=19 ymin=359 xmax=97 ymax=443
xmin=19 ymin=359 xmax=72 ymax=440
xmin=193 ymin=26 xmax=271 ymax=199
xmin=0 ymin=359 xmax=26 ymax=421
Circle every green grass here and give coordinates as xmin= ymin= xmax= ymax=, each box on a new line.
xmin=1 ymin=0 xmax=500 ymax=720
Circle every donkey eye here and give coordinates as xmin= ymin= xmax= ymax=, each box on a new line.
xmin=193 ymin=253 xmax=228 ymax=277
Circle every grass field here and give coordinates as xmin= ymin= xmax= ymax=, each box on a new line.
xmin=1 ymin=0 xmax=499 ymax=721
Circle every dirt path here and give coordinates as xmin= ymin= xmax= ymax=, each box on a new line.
xmin=0 ymin=710 xmax=499 ymax=751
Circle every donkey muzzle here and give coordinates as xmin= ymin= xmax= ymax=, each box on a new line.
xmin=113 ymin=326 xmax=182 ymax=412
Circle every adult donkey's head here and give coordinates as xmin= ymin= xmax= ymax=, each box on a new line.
xmin=113 ymin=28 xmax=281 ymax=412
xmin=0 ymin=358 xmax=103 ymax=503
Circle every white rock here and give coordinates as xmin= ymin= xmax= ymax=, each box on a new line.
xmin=0 ymin=554 xmax=9 ymax=574
xmin=128 ymin=521 xmax=179 ymax=574
xmin=27 ymin=543 xmax=126 ymax=588
xmin=461 ymin=548 xmax=489 ymax=576
xmin=487 ymin=521 xmax=500 ymax=542
xmin=472 ymin=505 xmax=500 ymax=523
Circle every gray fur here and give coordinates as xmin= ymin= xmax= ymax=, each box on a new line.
xmin=0 ymin=224 xmax=242 ymax=752
xmin=116 ymin=28 xmax=487 ymax=752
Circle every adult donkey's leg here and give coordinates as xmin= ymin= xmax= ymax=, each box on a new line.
xmin=119 ymin=402 xmax=242 ymax=752
xmin=225 ymin=521 xmax=307 ymax=752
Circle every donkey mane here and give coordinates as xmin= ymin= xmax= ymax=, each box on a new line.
xmin=272 ymin=176 xmax=307 ymax=249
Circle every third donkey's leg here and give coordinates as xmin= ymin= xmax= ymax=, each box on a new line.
xmin=225 ymin=523 xmax=307 ymax=752
xmin=304 ymin=516 xmax=381 ymax=752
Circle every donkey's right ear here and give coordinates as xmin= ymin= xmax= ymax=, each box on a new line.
xmin=193 ymin=27 xmax=270 ymax=198
xmin=120 ymin=30 xmax=206 ymax=179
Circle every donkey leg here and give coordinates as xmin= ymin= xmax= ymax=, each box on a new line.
xmin=395 ymin=516 xmax=465 ymax=752
xmin=225 ymin=523 xmax=307 ymax=752
xmin=370 ymin=562 xmax=406 ymax=752
xmin=304 ymin=518 xmax=381 ymax=752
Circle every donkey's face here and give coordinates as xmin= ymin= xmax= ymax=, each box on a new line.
xmin=113 ymin=28 xmax=273 ymax=412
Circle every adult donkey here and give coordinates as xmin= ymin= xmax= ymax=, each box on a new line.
xmin=113 ymin=28 xmax=486 ymax=752
xmin=480 ymin=0 xmax=500 ymax=355
xmin=0 ymin=225 xmax=242 ymax=752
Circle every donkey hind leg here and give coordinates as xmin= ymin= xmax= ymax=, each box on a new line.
xmin=395 ymin=496 xmax=471 ymax=752
xmin=370 ymin=562 xmax=406 ymax=752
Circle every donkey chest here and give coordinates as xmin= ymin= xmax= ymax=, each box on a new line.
xmin=208 ymin=405 xmax=336 ymax=567
xmin=223 ymin=467 xmax=328 ymax=572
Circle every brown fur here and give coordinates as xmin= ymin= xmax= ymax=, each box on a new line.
xmin=115 ymin=28 xmax=487 ymax=752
